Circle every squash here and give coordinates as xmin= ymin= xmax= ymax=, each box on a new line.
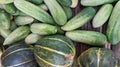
xmin=34 ymin=35 xmax=76 ymax=67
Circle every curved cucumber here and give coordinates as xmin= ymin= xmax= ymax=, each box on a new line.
xmin=66 ymin=30 xmax=107 ymax=46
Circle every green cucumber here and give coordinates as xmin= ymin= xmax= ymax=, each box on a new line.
xmin=0 ymin=10 xmax=10 ymax=29
xmin=81 ymin=0 xmax=118 ymax=6
xmin=61 ymin=7 xmax=96 ymax=31
xmin=39 ymin=4 xmax=48 ymax=11
xmin=71 ymin=0 xmax=78 ymax=8
xmin=57 ymin=0 xmax=72 ymax=7
xmin=27 ymin=0 xmax=43 ymax=5
xmin=107 ymin=1 xmax=120 ymax=45
xmin=44 ymin=0 xmax=67 ymax=25
xmin=66 ymin=30 xmax=107 ymax=46
xmin=30 ymin=23 xmax=57 ymax=35
xmin=93 ymin=4 xmax=113 ymax=28
xmin=0 ymin=28 xmax=11 ymax=38
xmin=0 ymin=0 xmax=14 ymax=4
xmin=3 ymin=26 xmax=30 ymax=45
xmin=15 ymin=16 xmax=34 ymax=25
xmin=14 ymin=0 xmax=54 ymax=24
xmin=10 ymin=21 xmax=17 ymax=31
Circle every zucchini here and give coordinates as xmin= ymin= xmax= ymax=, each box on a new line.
xmin=106 ymin=1 xmax=120 ymax=45
xmin=81 ymin=0 xmax=118 ymax=6
xmin=14 ymin=0 xmax=54 ymax=24
xmin=66 ymin=30 xmax=107 ymax=46
xmin=93 ymin=4 xmax=113 ymax=28
xmin=30 ymin=23 xmax=57 ymax=35
xmin=57 ymin=0 xmax=72 ymax=7
xmin=44 ymin=0 xmax=67 ymax=25
xmin=61 ymin=7 xmax=96 ymax=31
xmin=3 ymin=26 xmax=30 ymax=45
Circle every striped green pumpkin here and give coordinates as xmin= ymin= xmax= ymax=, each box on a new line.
xmin=34 ymin=35 xmax=76 ymax=67
xmin=77 ymin=47 xmax=117 ymax=67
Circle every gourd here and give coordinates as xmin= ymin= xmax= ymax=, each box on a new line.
xmin=1 ymin=43 xmax=37 ymax=67
xmin=34 ymin=35 xmax=76 ymax=67
xmin=77 ymin=47 xmax=117 ymax=67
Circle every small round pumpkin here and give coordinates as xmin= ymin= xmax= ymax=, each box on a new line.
xmin=34 ymin=35 xmax=76 ymax=67
xmin=1 ymin=43 xmax=37 ymax=67
xmin=77 ymin=47 xmax=117 ymax=67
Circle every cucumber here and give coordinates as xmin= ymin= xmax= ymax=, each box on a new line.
xmin=57 ymin=0 xmax=72 ymax=7
xmin=71 ymin=0 xmax=78 ymax=8
xmin=10 ymin=21 xmax=17 ymax=31
xmin=3 ymin=26 xmax=30 ymax=45
xmin=15 ymin=16 xmax=34 ymax=25
xmin=44 ymin=0 xmax=67 ymax=25
xmin=107 ymin=1 xmax=120 ymax=45
xmin=0 ymin=28 xmax=11 ymax=38
xmin=61 ymin=7 xmax=96 ymax=31
xmin=27 ymin=0 xmax=43 ymax=5
xmin=81 ymin=0 xmax=118 ymax=6
xmin=93 ymin=4 xmax=113 ymax=28
xmin=0 ymin=10 xmax=10 ymax=29
xmin=66 ymin=30 xmax=107 ymax=46
xmin=14 ymin=0 xmax=54 ymax=24
xmin=38 ymin=4 xmax=48 ymax=11
xmin=0 ymin=0 xmax=14 ymax=4
xmin=30 ymin=23 xmax=57 ymax=35
xmin=63 ymin=6 xmax=73 ymax=20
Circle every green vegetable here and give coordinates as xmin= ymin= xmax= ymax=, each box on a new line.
xmin=106 ymin=1 xmax=120 ymax=45
xmin=34 ymin=35 xmax=75 ymax=67
xmin=61 ymin=7 xmax=96 ymax=31
xmin=66 ymin=30 xmax=107 ymax=46
xmin=0 ymin=10 xmax=10 ymax=29
xmin=10 ymin=21 xmax=17 ymax=31
xmin=77 ymin=47 xmax=117 ymax=67
xmin=30 ymin=23 xmax=57 ymax=35
xmin=81 ymin=0 xmax=117 ymax=6
xmin=70 ymin=0 xmax=78 ymax=8
xmin=0 ymin=28 xmax=11 ymax=38
xmin=3 ymin=26 xmax=30 ymax=45
xmin=14 ymin=0 xmax=54 ymax=24
xmin=15 ymin=15 xmax=34 ymax=25
xmin=27 ymin=0 xmax=43 ymax=5
xmin=57 ymin=0 xmax=72 ymax=7
xmin=39 ymin=4 xmax=48 ymax=11
xmin=93 ymin=4 xmax=113 ymax=28
xmin=0 ymin=0 xmax=14 ymax=4
xmin=44 ymin=0 xmax=67 ymax=25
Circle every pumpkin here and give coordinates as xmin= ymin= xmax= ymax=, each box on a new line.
xmin=1 ymin=43 xmax=37 ymax=67
xmin=34 ymin=35 xmax=76 ymax=67
xmin=77 ymin=47 xmax=118 ymax=67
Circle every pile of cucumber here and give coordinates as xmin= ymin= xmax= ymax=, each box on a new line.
xmin=0 ymin=0 xmax=120 ymax=67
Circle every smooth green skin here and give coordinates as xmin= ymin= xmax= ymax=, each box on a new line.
xmin=93 ymin=4 xmax=113 ymax=28
xmin=3 ymin=3 xmax=17 ymax=15
xmin=15 ymin=16 xmax=34 ymax=25
xmin=14 ymin=0 xmax=54 ymax=24
xmin=107 ymin=1 xmax=120 ymax=45
xmin=0 ymin=0 xmax=14 ymax=4
xmin=39 ymin=4 xmax=48 ymax=11
xmin=63 ymin=6 xmax=73 ymax=20
xmin=0 ymin=28 xmax=11 ymax=38
xmin=3 ymin=26 xmax=30 ymax=45
xmin=25 ymin=33 xmax=43 ymax=44
xmin=66 ymin=30 xmax=107 ymax=46
xmin=61 ymin=7 xmax=96 ymax=31
xmin=57 ymin=0 xmax=72 ymax=7
xmin=30 ymin=23 xmax=57 ymax=35
xmin=44 ymin=0 xmax=67 ymax=25
xmin=81 ymin=0 xmax=118 ymax=6
xmin=77 ymin=48 xmax=117 ymax=67
xmin=27 ymin=0 xmax=43 ymax=5
xmin=0 ymin=10 xmax=10 ymax=29
xmin=34 ymin=35 xmax=75 ymax=67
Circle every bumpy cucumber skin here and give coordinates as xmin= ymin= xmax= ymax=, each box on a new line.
xmin=61 ymin=7 xmax=96 ymax=31
xmin=57 ymin=0 xmax=72 ymax=7
xmin=107 ymin=1 xmax=120 ymax=45
xmin=14 ymin=0 xmax=54 ymax=24
xmin=66 ymin=30 xmax=107 ymax=46
xmin=44 ymin=0 xmax=67 ymax=25
xmin=3 ymin=26 xmax=30 ymax=45
xmin=81 ymin=0 xmax=118 ymax=6
xmin=93 ymin=4 xmax=113 ymax=28
xmin=30 ymin=23 xmax=57 ymax=35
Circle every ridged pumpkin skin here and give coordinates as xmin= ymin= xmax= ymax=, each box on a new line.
xmin=34 ymin=35 xmax=76 ymax=67
xmin=77 ymin=47 xmax=117 ymax=67
xmin=1 ymin=43 xmax=37 ymax=67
